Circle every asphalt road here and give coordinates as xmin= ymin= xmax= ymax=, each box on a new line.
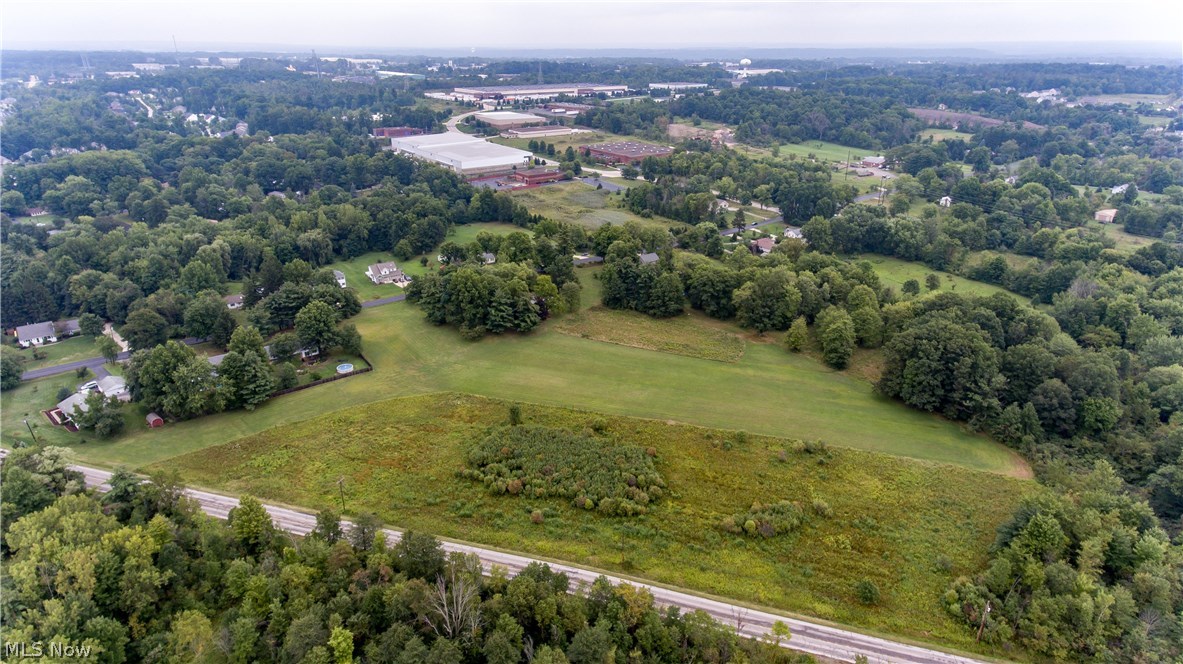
xmin=361 ymin=294 xmax=407 ymax=308
xmin=19 ymin=337 xmax=205 ymax=381
xmin=60 ymin=461 xmax=985 ymax=664
xmin=719 ymin=216 xmax=785 ymax=238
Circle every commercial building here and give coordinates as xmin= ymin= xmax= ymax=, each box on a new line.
xmin=649 ymin=82 xmax=709 ymax=91
xmin=473 ymin=111 xmax=546 ymax=129
xmin=452 ymin=83 xmax=628 ymax=101
xmin=503 ymin=125 xmax=573 ymax=139
xmin=389 ymin=133 xmax=533 ymax=177
xmin=584 ymin=141 xmax=674 ymax=165
xmin=511 ymin=169 xmax=565 ymax=185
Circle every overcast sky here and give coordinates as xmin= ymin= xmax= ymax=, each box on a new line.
xmin=3 ymin=0 xmax=1181 ymax=53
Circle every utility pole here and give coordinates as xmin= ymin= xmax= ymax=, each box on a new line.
xmin=336 ymin=476 xmax=346 ymax=512
xmin=976 ymin=601 xmax=992 ymax=642
xmin=312 ymin=50 xmax=322 ymax=80
xmin=23 ymin=419 xmax=38 ymax=444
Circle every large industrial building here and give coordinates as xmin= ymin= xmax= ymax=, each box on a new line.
xmin=649 ymin=82 xmax=709 ymax=91
xmin=472 ymin=111 xmax=547 ymax=129
xmin=389 ymin=133 xmax=532 ymax=177
xmin=451 ymin=83 xmax=628 ymax=101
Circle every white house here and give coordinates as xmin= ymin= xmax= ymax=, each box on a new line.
xmin=1111 ymin=183 xmax=1130 ymax=196
xmin=97 ymin=375 xmax=131 ymax=402
xmin=939 ymin=196 xmax=953 ymax=207
xmin=333 ymin=270 xmax=347 ymax=288
xmin=15 ymin=321 xmax=57 ymax=348
xmin=366 ymin=261 xmax=411 ymax=287
xmin=224 ymin=294 xmax=244 ymax=310
xmin=55 ymin=392 xmax=90 ymax=423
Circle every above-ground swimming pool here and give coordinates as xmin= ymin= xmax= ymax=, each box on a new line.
xmin=336 ymin=363 xmax=354 ymax=374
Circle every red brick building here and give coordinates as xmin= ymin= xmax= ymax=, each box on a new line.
xmin=511 ymin=169 xmax=565 ymax=185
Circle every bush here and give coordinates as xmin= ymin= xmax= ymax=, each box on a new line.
xmin=721 ymin=500 xmax=816 ymax=538
xmin=460 ymin=425 xmax=666 ymax=517
xmin=276 ymin=363 xmax=298 ymax=390
xmin=855 ymin=579 xmax=881 ymax=605
xmin=56 ymin=387 xmax=71 ymax=402
xmin=75 ymin=366 xmax=88 ymax=378
xmin=530 ymin=509 xmax=544 ymax=524
xmin=508 ymin=404 xmax=523 ymax=426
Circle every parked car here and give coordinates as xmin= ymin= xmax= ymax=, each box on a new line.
xmin=78 ymin=380 xmax=99 ymax=392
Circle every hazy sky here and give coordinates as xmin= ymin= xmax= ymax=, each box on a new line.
xmin=3 ymin=0 xmax=1181 ymax=52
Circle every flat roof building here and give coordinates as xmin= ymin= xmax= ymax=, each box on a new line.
xmin=649 ymin=82 xmax=709 ymax=91
xmin=390 ymin=133 xmax=533 ymax=177
xmin=584 ymin=141 xmax=674 ymax=165
xmin=504 ymin=125 xmax=574 ymax=139
xmin=473 ymin=111 xmax=547 ymax=129
xmin=453 ymin=83 xmax=628 ymax=101
xmin=373 ymin=126 xmax=424 ymax=138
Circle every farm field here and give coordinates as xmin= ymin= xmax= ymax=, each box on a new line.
xmin=3 ymin=335 xmax=102 ymax=371
xmin=855 ymin=254 xmax=1029 ymax=303
xmin=735 ymin=140 xmax=866 ymax=165
xmin=1079 ymin=93 xmax=1178 ymax=108
xmin=509 ymin=181 xmax=685 ymax=230
xmin=157 ymin=392 xmax=1036 ymax=655
xmin=24 ymin=285 xmax=1028 ymax=476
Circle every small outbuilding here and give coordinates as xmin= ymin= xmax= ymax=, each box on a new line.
xmin=1094 ymin=208 xmax=1118 ymax=224
xmin=146 ymin=412 xmax=165 ymax=428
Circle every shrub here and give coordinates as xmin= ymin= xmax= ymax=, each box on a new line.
xmin=309 ymin=371 xmax=323 ymax=381
xmin=56 ymin=387 xmax=71 ymax=402
xmin=530 ymin=509 xmax=544 ymax=524
xmin=74 ymin=366 xmax=88 ymax=378
xmin=855 ymin=579 xmax=881 ymax=605
xmin=508 ymin=404 xmax=523 ymax=426
xmin=461 ymin=425 xmax=666 ymax=517
xmin=721 ymin=500 xmax=815 ymax=538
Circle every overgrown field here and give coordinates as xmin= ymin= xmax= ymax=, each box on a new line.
xmin=855 ymin=254 xmax=1027 ymax=302
xmin=158 ymin=392 xmax=1036 ymax=656
xmin=552 ymin=306 xmax=747 ymax=362
xmin=509 ymin=182 xmax=684 ymax=230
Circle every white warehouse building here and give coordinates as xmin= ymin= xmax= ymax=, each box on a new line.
xmin=389 ymin=133 xmax=533 ymax=177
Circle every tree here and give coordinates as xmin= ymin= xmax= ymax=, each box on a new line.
xmin=733 ymin=268 xmax=801 ymax=332
xmin=74 ymin=391 xmax=125 ymax=437
xmin=184 ymin=294 xmax=237 ymax=348
xmin=78 ymin=313 xmax=105 ymax=337
xmin=395 ymin=531 xmax=446 ymax=580
xmin=126 ymin=341 xmax=223 ymax=419
xmin=879 ymin=316 xmax=999 ymax=420
xmin=276 ymin=363 xmax=298 ymax=390
xmin=96 ymin=335 xmax=120 ymax=364
xmin=228 ymin=495 xmax=276 ymax=555
xmin=1 ymin=354 xmax=24 ymax=390
xmin=817 ymin=306 xmax=856 ymax=369
xmin=122 ymin=308 xmax=170 ymax=350
xmin=902 ymin=279 xmax=921 ymax=296
xmin=925 ymin=273 xmax=941 ymax=291
xmin=312 ymin=509 xmax=344 ymax=543
xmin=784 ymin=316 xmax=808 ymax=352
xmin=295 ymin=300 xmax=340 ymax=352
xmin=328 ymin=626 xmax=354 ymax=664
xmin=1 ymin=189 xmax=27 ymax=216
xmin=228 ymin=325 xmax=267 ymax=360
xmin=218 ymin=351 xmax=276 ymax=410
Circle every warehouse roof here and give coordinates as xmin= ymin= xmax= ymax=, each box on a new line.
xmin=390 ymin=133 xmax=532 ymax=172
xmin=474 ymin=111 xmax=545 ymax=123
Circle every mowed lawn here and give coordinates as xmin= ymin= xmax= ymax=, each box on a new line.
xmin=157 ymin=392 xmax=1036 ymax=655
xmin=45 ymin=291 xmax=1027 ymax=476
xmin=3 ymin=335 xmax=104 ymax=371
xmin=855 ymin=254 xmax=1029 ymax=303
xmin=324 ymin=223 xmax=525 ymax=301
xmin=509 ymin=181 xmax=685 ymax=231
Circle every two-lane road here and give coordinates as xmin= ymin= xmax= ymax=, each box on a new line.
xmin=60 ymin=462 xmax=987 ymax=664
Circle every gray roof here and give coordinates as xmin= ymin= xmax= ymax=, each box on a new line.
xmin=56 ymin=318 xmax=81 ymax=336
xmin=97 ymin=375 xmax=127 ymax=395
xmin=56 ymin=392 xmax=90 ymax=416
xmin=638 ymin=252 xmax=660 ymax=265
xmin=207 ymin=353 xmax=227 ymax=367
xmin=333 ymin=269 xmax=346 ymax=279
xmin=15 ymin=321 xmax=56 ymax=342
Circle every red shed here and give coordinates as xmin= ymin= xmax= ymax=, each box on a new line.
xmin=146 ymin=412 xmax=164 ymax=428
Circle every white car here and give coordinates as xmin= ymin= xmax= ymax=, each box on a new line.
xmin=78 ymin=381 xmax=99 ymax=392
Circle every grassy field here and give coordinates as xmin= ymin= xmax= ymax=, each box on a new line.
xmin=553 ymin=306 xmax=747 ymax=362
xmin=2 ymin=335 xmax=102 ymax=371
xmin=20 ymin=289 xmax=1028 ymax=475
xmin=855 ymin=254 xmax=1028 ymax=303
xmin=509 ymin=181 xmax=685 ymax=230
xmin=737 ymin=140 xmax=868 ymax=165
xmin=492 ymin=129 xmax=662 ymax=155
xmin=156 ymin=392 xmax=1035 ymax=655
xmin=1090 ymin=222 xmax=1158 ymax=253
xmin=1079 ymin=93 xmax=1178 ymax=108
xmin=920 ymin=128 xmax=976 ymax=142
